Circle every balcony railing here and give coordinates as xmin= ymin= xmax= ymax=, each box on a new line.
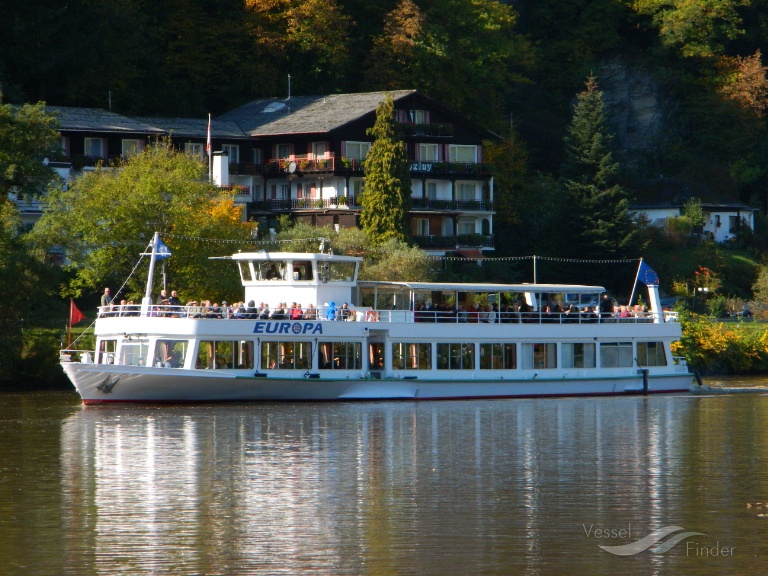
xmin=265 ymin=156 xmax=338 ymax=175
xmin=229 ymin=162 xmax=264 ymax=176
xmin=262 ymin=157 xmax=493 ymax=177
xmin=411 ymin=234 xmax=495 ymax=249
xmin=398 ymin=122 xmax=454 ymax=137
xmin=220 ymin=184 xmax=251 ymax=196
xmin=410 ymin=198 xmax=494 ymax=211
xmin=12 ymin=197 xmax=45 ymax=214
xmin=251 ymin=196 xmax=360 ymax=211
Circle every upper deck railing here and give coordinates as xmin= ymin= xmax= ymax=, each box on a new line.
xmin=97 ymin=304 xmax=676 ymax=324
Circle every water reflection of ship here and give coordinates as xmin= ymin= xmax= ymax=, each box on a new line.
xmin=59 ymin=399 xmax=690 ymax=573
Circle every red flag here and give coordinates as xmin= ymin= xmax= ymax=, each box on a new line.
xmin=206 ymin=113 xmax=211 ymax=157
xmin=70 ymin=299 xmax=85 ymax=326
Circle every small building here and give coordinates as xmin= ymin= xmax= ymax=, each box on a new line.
xmin=631 ymin=178 xmax=757 ymax=243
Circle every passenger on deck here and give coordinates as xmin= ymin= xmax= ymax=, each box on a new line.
xmin=290 ymin=303 xmax=303 ymax=320
xmin=304 ymin=304 xmax=317 ymax=320
xmin=582 ymin=306 xmax=598 ymax=323
xmin=258 ymin=303 xmax=270 ymax=319
xmin=246 ymin=300 xmax=258 ymax=319
xmin=599 ymin=294 xmax=614 ymax=320
xmin=325 ymin=302 xmax=337 ymax=320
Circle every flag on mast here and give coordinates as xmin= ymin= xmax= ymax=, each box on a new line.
xmin=69 ymin=299 xmax=85 ymax=326
xmin=156 ymin=237 xmax=172 ymax=260
xmin=206 ymin=113 xmax=211 ymax=158
xmin=638 ymin=260 xmax=660 ymax=285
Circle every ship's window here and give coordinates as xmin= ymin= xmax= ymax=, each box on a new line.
xmin=239 ymin=261 xmax=253 ymax=282
xmin=319 ymin=341 xmax=362 ymax=369
xmin=154 ymin=339 xmax=188 ymax=368
xmin=437 ymin=342 xmax=474 ymax=369
xmin=521 ymin=343 xmax=557 ymax=369
xmin=327 ymin=261 xmax=356 ymax=282
xmin=292 ymin=260 xmax=313 ymax=281
xmin=120 ymin=340 xmax=149 ymax=366
xmin=392 ymin=342 xmax=431 ymax=369
xmin=562 ymin=343 xmax=596 ymax=368
xmin=196 ymin=340 xmax=252 ymax=369
xmin=479 ymin=343 xmax=516 ymax=369
xmin=255 ymin=260 xmax=286 ymax=280
xmin=637 ymin=341 xmax=667 ymax=366
xmin=98 ymin=339 xmax=117 ymax=364
xmin=261 ymin=341 xmax=310 ymax=370
xmin=600 ymin=342 xmax=633 ymax=368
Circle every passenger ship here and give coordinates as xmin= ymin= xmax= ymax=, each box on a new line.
xmin=61 ymin=234 xmax=695 ymax=404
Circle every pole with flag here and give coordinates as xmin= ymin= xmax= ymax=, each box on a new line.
xmin=629 ymin=258 xmax=660 ymax=306
xmin=207 ymin=113 xmax=212 ymax=182
xmin=142 ymin=232 xmax=172 ymax=316
xmin=67 ymin=299 xmax=85 ymax=347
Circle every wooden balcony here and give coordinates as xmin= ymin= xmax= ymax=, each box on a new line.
xmin=251 ymin=196 xmax=360 ymax=212
xmin=411 ymin=234 xmax=495 ymax=249
xmin=398 ymin=122 xmax=454 ymax=137
xmin=410 ymin=198 xmax=494 ymax=212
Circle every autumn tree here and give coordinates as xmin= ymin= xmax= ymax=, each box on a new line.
xmin=30 ymin=140 xmax=252 ymax=303
xmin=359 ymin=94 xmax=411 ymax=245
xmin=561 ymin=76 xmax=639 ymax=260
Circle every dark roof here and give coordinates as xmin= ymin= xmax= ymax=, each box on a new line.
xmin=632 ymin=177 xmax=757 ymax=211
xmin=218 ymin=90 xmax=417 ymax=136
xmin=218 ymin=89 xmax=498 ymax=140
xmin=45 ymin=106 xmax=164 ymax=135
xmin=132 ymin=117 xmax=247 ymax=139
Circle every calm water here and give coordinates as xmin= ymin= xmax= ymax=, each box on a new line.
xmin=2 ymin=380 xmax=768 ymax=575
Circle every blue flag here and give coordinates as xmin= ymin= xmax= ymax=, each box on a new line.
xmin=638 ymin=260 xmax=659 ymax=285
xmin=156 ymin=238 xmax=172 ymax=260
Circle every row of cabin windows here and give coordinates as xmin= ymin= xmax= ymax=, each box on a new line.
xmin=97 ymin=339 xmax=668 ymax=370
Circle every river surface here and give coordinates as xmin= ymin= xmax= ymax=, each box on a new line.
xmin=2 ymin=378 xmax=768 ymax=575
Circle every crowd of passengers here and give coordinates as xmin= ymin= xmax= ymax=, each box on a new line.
xmin=99 ymin=289 xmax=362 ymax=321
xmin=99 ymin=289 xmax=652 ymax=323
xmin=414 ymin=297 xmax=653 ymax=323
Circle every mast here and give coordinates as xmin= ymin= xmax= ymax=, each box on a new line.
xmin=141 ymin=232 xmax=160 ymax=316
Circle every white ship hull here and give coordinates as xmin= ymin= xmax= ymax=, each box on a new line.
xmin=63 ymin=361 xmax=693 ymax=404
xmin=62 ymin=239 xmax=695 ymax=404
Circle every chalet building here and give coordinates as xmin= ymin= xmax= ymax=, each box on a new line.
xmin=631 ymin=178 xmax=757 ymax=243
xmin=21 ymin=90 xmax=498 ymax=255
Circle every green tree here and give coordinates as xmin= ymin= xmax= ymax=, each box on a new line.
xmin=360 ymin=94 xmax=412 ymax=245
xmin=30 ymin=140 xmax=252 ymax=303
xmin=359 ymin=238 xmax=436 ymax=281
xmin=632 ymin=0 xmax=747 ymax=58
xmin=561 ymin=75 xmax=640 ymax=259
xmin=0 ymin=102 xmax=60 ymax=200
xmin=363 ymin=0 xmax=532 ymax=131
xmin=483 ymin=127 xmax=529 ymax=255
xmin=0 ymin=203 xmax=62 ymax=387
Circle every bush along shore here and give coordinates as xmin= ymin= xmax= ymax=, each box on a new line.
xmin=672 ymin=311 xmax=768 ymax=375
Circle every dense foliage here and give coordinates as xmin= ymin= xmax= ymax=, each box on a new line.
xmin=29 ymin=141 xmax=253 ymax=304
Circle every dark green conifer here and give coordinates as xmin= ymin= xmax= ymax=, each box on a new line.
xmin=360 ymin=94 xmax=411 ymax=245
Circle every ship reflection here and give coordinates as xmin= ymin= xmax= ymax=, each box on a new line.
xmin=60 ymin=397 xmax=696 ymax=574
